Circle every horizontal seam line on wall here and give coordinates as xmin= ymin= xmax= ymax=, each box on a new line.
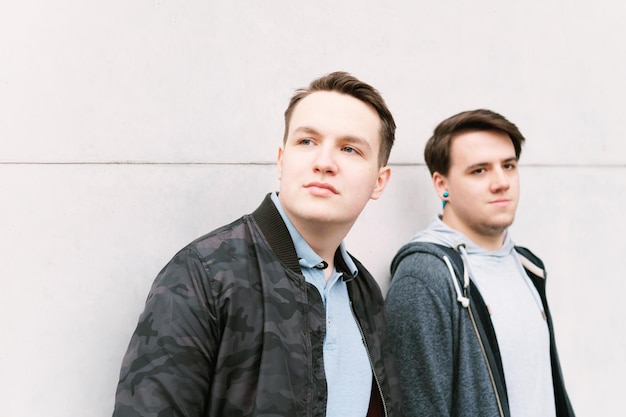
xmin=389 ymin=163 xmax=626 ymax=168
xmin=0 ymin=161 xmax=276 ymax=166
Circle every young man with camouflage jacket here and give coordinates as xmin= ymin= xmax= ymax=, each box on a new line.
xmin=113 ymin=72 xmax=402 ymax=417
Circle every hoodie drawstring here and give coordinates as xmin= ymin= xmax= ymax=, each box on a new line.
xmin=442 ymin=243 xmax=471 ymax=308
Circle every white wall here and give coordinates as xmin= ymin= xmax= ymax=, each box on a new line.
xmin=1 ymin=1 xmax=624 ymax=416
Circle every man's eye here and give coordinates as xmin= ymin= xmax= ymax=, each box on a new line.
xmin=299 ymin=138 xmax=313 ymax=145
xmin=342 ymin=146 xmax=357 ymax=154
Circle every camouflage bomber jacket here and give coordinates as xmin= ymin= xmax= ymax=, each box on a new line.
xmin=113 ymin=193 xmax=402 ymax=417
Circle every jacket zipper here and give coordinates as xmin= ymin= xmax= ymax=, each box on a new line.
xmin=350 ymin=301 xmax=388 ymax=417
xmin=466 ymin=300 xmax=505 ymax=417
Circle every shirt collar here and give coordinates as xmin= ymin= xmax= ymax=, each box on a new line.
xmin=270 ymin=192 xmax=358 ymax=279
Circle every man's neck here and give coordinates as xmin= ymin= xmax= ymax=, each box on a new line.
xmin=440 ymin=216 xmax=506 ymax=252
xmin=467 ymin=233 xmax=505 ymax=252
xmin=269 ymin=193 xmax=350 ymax=279
xmin=296 ymin=221 xmax=347 ymax=266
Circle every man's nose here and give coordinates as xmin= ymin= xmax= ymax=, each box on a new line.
xmin=491 ymin=167 xmax=510 ymax=191
xmin=313 ymin=145 xmax=338 ymax=174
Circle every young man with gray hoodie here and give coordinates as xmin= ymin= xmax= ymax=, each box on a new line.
xmin=385 ymin=109 xmax=574 ymax=417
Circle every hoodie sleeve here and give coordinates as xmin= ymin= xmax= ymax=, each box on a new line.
xmin=385 ymin=251 xmax=458 ymax=417
xmin=113 ymin=247 xmax=218 ymax=417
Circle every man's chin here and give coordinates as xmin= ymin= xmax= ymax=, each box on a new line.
xmin=480 ymin=217 xmax=515 ymax=237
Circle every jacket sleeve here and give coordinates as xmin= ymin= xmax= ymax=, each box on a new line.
xmin=113 ymin=247 xmax=218 ymax=417
xmin=385 ymin=252 xmax=457 ymax=417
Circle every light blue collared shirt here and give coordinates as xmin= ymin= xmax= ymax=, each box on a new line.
xmin=270 ymin=192 xmax=373 ymax=417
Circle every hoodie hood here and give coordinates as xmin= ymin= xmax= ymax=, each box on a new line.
xmin=391 ymin=217 xmax=517 ymax=309
xmin=409 ymin=217 xmax=515 ymax=256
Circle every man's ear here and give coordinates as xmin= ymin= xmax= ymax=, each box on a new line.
xmin=276 ymin=147 xmax=284 ymax=180
xmin=370 ymin=166 xmax=391 ymax=200
xmin=432 ymin=171 xmax=448 ymax=196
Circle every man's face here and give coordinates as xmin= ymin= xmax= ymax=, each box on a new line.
xmin=436 ymin=130 xmax=520 ymax=246
xmin=277 ymin=91 xmax=390 ymax=232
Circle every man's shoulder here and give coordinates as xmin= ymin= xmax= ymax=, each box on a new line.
xmin=183 ymin=214 xmax=258 ymax=258
xmin=387 ymin=241 xmax=460 ymax=308
xmin=513 ymin=245 xmax=546 ymax=278
xmin=392 ymin=241 xmax=455 ymax=271
xmin=152 ymin=214 xmax=260 ymax=282
xmin=513 ymin=245 xmax=543 ymax=263
xmin=389 ymin=241 xmax=459 ymax=289
xmin=154 ymin=213 xmax=275 ymax=282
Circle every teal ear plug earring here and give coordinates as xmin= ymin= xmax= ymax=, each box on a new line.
xmin=442 ymin=191 xmax=449 ymax=209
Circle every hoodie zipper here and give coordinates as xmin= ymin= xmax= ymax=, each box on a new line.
xmin=466 ymin=300 xmax=505 ymax=417
xmin=350 ymin=301 xmax=388 ymax=417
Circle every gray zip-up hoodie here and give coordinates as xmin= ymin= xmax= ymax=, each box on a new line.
xmin=385 ymin=218 xmax=575 ymax=417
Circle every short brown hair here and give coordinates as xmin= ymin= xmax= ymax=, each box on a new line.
xmin=283 ymin=71 xmax=395 ymax=167
xmin=424 ymin=109 xmax=526 ymax=176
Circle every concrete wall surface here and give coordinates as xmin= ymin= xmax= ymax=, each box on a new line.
xmin=1 ymin=1 xmax=624 ymax=416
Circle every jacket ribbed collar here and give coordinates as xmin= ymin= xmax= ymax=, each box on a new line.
xmin=251 ymin=193 xmax=303 ymax=275
xmin=251 ymin=193 xmax=355 ymax=279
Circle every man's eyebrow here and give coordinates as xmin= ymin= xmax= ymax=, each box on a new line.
xmin=466 ymin=156 xmax=517 ymax=170
xmin=465 ymin=162 xmax=488 ymax=171
xmin=341 ymin=135 xmax=372 ymax=151
xmin=292 ymin=126 xmax=320 ymax=136
xmin=291 ymin=126 xmax=373 ymax=151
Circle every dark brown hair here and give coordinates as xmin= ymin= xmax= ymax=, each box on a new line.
xmin=283 ymin=71 xmax=395 ymax=167
xmin=424 ymin=109 xmax=526 ymax=176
